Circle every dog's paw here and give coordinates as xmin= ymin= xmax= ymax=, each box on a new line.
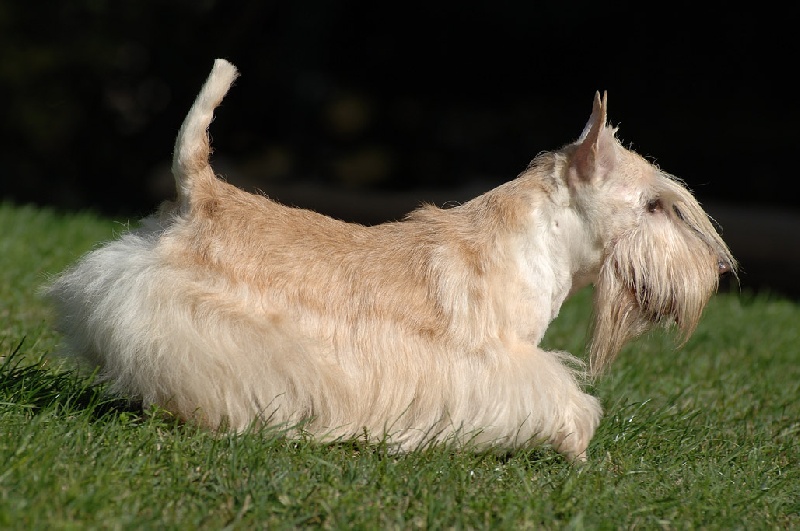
xmin=552 ymin=428 xmax=590 ymax=462
xmin=551 ymin=393 xmax=601 ymax=462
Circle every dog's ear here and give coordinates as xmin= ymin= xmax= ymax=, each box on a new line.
xmin=568 ymin=91 xmax=617 ymax=186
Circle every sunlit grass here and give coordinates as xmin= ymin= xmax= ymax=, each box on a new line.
xmin=1 ymin=202 xmax=798 ymax=528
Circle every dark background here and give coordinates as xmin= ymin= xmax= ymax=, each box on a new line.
xmin=2 ymin=2 xmax=798 ymax=297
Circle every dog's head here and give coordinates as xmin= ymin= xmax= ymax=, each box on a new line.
xmin=563 ymin=92 xmax=736 ymax=375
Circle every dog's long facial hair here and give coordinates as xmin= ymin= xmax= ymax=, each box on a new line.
xmin=588 ymin=176 xmax=736 ymax=375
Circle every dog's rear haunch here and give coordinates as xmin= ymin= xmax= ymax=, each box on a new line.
xmin=46 ymin=59 xmax=735 ymax=461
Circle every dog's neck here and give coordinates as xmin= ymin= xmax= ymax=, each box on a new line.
xmin=450 ymin=168 xmax=602 ymax=345
xmin=523 ymin=185 xmax=602 ymax=324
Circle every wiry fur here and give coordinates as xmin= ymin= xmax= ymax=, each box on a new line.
xmin=45 ymin=59 xmax=734 ymax=461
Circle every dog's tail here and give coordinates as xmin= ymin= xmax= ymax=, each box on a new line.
xmin=171 ymin=59 xmax=239 ymax=212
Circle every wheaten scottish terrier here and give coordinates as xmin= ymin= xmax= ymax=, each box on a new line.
xmin=46 ymin=59 xmax=735 ymax=461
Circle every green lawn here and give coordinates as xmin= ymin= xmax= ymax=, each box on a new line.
xmin=1 ymin=201 xmax=798 ymax=528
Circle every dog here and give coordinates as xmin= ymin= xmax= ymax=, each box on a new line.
xmin=45 ymin=59 xmax=735 ymax=461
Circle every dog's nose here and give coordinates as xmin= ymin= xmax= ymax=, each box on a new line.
xmin=717 ymin=258 xmax=732 ymax=275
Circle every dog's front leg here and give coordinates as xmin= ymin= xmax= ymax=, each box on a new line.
xmin=527 ymin=349 xmax=602 ymax=462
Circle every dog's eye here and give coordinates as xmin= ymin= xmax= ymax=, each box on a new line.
xmin=646 ymin=198 xmax=663 ymax=213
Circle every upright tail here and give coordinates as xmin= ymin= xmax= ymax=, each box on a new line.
xmin=171 ymin=59 xmax=239 ymax=212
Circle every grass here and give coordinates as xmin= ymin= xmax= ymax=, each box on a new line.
xmin=1 ymin=201 xmax=798 ymax=529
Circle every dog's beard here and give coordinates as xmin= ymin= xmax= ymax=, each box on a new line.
xmin=588 ymin=215 xmax=725 ymax=376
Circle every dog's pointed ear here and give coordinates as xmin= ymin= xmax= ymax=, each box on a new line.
xmin=569 ymin=91 xmax=617 ymax=185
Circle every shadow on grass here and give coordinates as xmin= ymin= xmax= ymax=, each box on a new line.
xmin=0 ymin=337 xmax=143 ymax=422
